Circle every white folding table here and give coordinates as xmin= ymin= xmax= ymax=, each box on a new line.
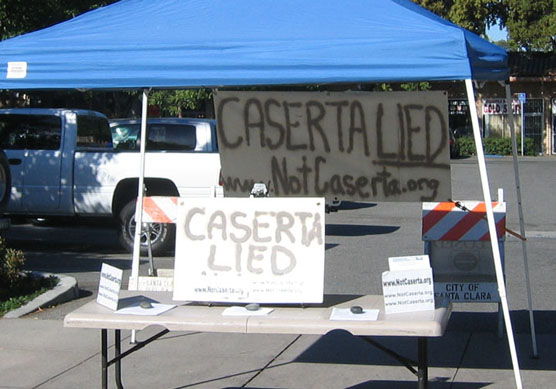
xmin=64 ymin=291 xmax=452 ymax=389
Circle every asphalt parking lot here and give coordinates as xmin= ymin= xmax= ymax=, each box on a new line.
xmin=1 ymin=156 xmax=556 ymax=388
xmin=2 ymin=156 xmax=555 ymax=320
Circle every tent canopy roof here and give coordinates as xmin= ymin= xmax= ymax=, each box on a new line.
xmin=0 ymin=0 xmax=508 ymax=90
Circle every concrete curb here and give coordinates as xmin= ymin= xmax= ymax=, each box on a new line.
xmin=3 ymin=272 xmax=79 ymax=319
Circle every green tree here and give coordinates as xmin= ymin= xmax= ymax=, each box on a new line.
xmin=0 ymin=1 xmax=117 ymax=41
xmin=412 ymin=0 xmax=498 ymax=35
xmin=413 ymin=0 xmax=555 ymax=51
xmin=502 ymin=0 xmax=556 ymax=51
xmin=150 ymin=89 xmax=213 ymax=118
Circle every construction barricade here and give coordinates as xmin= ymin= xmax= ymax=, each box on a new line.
xmin=422 ymin=199 xmax=506 ymax=303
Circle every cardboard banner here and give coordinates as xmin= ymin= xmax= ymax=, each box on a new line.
xmin=214 ymin=90 xmax=451 ymax=202
xmin=173 ymin=197 xmax=325 ymax=303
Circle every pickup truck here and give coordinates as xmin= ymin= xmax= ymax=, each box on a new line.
xmin=0 ymin=109 xmax=222 ymax=255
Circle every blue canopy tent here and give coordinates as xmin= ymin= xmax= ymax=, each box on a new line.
xmin=0 ymin=0 xmax=507 ymax=88
xmin=0 ymin=1 xmax=532 ymax=385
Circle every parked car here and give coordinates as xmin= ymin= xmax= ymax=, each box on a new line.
xmin=0 ymin=150 xmax=11 ymax=230
xmin=0 ymin=110 xmax=221 ymax=255
xmin=109 ymin=118 xmax=222 ymax=253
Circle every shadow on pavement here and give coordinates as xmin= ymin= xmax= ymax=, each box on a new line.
xmin=326 ymin=224 xmax=399 ymax=237
xmin=292 ymin=310 xmax=556 ymax=371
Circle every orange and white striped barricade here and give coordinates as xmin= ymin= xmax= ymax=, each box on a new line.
xmin=142 ymin=196 xmax=179 ymax=224
xmin=130 ymin=196 xmax=180 ymax=291
xmin=422 ymin=200 xmax=506 ymax=303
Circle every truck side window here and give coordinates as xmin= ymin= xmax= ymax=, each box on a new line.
xmin=111 ymin=122 xmax=197 ymax=152
xmin=147 ymin=124 xmax=196 ymax=151
xmin=76 ymin=115 xmax=112 ymax=149
xmin=112 ymin=125 xmax=139 ymax=150
xmin=0 ymin=114 xmax=61 ymax=150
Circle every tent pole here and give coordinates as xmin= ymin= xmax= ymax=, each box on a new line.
xmin=505 ymin=83 xmax=538 ymax=358
xmin=129 ymin=88 xmax=150 ymax=291
xmin=465 ymin=79 xmax=522 ymax=388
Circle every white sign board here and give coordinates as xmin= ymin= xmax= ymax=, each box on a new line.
xmin=382 ymin=255 xmax=435 ymax=314
xmin=214 ymin=90 xmax=451 ymax=203
xmin=6 ymin=62 xmax=27 ymax=79
xmin=97 ymin=263 xmax=123 ymax=310
xmin=482 ymin=99 xmax=521 ymax=115
xmin=128 ymin=276 xmax=173 ymax=292
xmin=428 ymin=240 xmax=501 ymax=303
xmin=434 ymin=282 xmax=498 ymax=302
xmin=173 ymin=197 xmax=325 ymax=303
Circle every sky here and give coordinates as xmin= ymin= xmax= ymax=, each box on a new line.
xmin=486 ymin=23 xmax=508 ymax=42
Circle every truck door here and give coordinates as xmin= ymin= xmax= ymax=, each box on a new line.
xmin=0 ymin=114 xmax=25 ymax=211
xmin=0 ymin=114 xmax=62 ymax=213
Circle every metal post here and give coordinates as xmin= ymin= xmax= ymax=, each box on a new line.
xmin=465 ymin=79 xmax=522 ymax=388
xmin=130 ymin=88 xmax=150 ymax=291
xmin=520 ymin=101 xmax=525 ymax=156
xmin=505 ymin=83 xmax=538 ymax=357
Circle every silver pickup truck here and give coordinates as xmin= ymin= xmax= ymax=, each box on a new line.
xmin=0 ymin=109 xmax=222 ymax=255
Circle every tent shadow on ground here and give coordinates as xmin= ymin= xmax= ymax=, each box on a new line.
xmin=345 ymin=381 xmax=487 ymax=389
xmin=224 ymin=383 xmax=486 ymax=389
xmin=291 ymin=310 xmax=556 ymax=371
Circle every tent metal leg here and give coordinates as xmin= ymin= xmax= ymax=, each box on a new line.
xmin=505 ymin=83 xmax=538 ymax=358
xmin=465 ymin=79 xmax=522 ymax=388
xmin=130 ymin=88 xmax=150 ymax=291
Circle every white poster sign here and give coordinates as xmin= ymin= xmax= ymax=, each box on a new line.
xmin=6 ymin=62 xmax=27 ymax=79
xmin=97 ymin=263 xmax=123 ymax=310
xmin=214 ymin=90 xmax=451 ymax=203
xmin=482 ymin=99 xmax=521 ymax=115
xmin=382 ymin=255 xmax=435 ymax=314
xmin=173 ymin=197 xmax=325 ymax=303
xmin=434 ymin=282 xmax=499 ymax=302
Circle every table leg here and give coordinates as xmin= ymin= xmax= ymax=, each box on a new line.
xmin=101 ymin=329 xmax=108 ymax=389
xmin=115 ymin=330 xmax=123 ymax=389
xmin=417 ymin=337 xmax=428 ymax=389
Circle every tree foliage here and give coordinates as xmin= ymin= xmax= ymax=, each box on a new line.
xmin=413 ymin=0 xmax=555 ymax=51
xmin=150 ymin=89 xmax=212 ymax=117
xmin=412 ymin=0 xmax=497 ymax=35
xmin=0 ymin=1 xmax=117 ymax=41
xmin=502 ymin=0 xmax=556 ymax=51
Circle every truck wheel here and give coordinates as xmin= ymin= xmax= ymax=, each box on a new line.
xmin=0 ymin=150 xmax=11 ymax=214
xmin=118 ymin=200 xmax=175 ymax=256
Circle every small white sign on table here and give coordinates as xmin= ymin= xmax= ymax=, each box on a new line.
xmin=97 ymin=263 xmax=123 ymax=310
xmin=382 ymin=255 xmax=435 ymax=314
xmin=173 ymin=197 xmax=325 ymax=303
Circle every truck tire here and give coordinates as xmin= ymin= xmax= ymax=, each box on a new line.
xmin=118 ymin=200 xmax=175 ymax=256
xmin=0 ymin=150 xmax=11 ymax=214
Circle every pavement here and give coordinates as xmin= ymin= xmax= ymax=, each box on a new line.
xmin=2 ymin=156 xmax=556 ymax=388
xmin=1 ymin=286 xmax=555 ymax=388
